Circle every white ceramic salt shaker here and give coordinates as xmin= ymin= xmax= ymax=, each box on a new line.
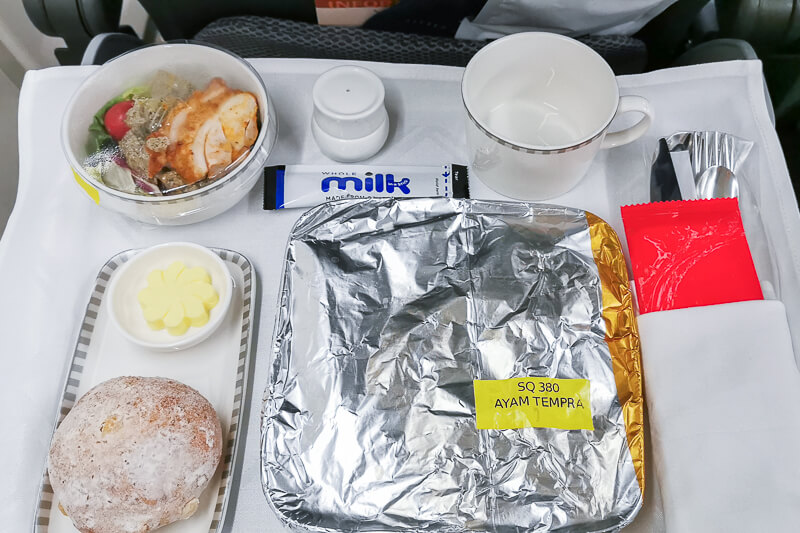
xmin=311 ymin=65 xmax=389 ymax=162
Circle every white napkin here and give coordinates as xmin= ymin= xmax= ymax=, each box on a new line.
xmin=638 ymin=300 xmax=800 ymax=533
xmin=456 ymin=0 xmax=677 ymax=39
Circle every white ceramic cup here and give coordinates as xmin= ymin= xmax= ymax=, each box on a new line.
xmin=462 ymin=32 xmax=654 ymax=200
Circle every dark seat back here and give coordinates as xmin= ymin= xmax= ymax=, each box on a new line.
xmin=137 ymin=0 xmax=315 ymax=40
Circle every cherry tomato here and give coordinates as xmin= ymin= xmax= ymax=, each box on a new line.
xmin=104 ymin=100 xmax=134 ymax=141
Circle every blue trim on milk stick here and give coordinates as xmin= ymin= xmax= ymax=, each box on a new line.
xmin=276 ymin=168 xmax=285 ymax=209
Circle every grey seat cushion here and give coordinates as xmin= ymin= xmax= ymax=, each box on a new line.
xmin=195 ymin=16 xmax=647 ymax=73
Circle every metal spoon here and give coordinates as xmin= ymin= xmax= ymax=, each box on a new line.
xmin=696 ymin=165 xmax=739 ymax=199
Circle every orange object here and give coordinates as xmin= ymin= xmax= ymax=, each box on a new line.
xmin=315 ymin=0 xmax=397 ymax=26
xmin=147 ymin=78 xmax=259 ymax=183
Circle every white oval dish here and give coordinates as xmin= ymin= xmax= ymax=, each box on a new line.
xmin=33 ymin=246 xmax=256 ymax=533
xmin=107 ymin=242 xmax=233 ymax=351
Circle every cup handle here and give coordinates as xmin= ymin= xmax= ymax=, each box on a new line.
xmin=601 ymin=95 xmax=654 ymax=149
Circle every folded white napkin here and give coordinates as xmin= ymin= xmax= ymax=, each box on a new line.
xmin=638 ymin=300 xmax=800 ymax=533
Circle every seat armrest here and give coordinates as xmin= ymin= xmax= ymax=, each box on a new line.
xmin=81 ymin=33 xmax=144 ymax=65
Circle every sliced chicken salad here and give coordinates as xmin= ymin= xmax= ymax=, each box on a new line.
xmin=83 ymin=71 xmax=260 ymax=196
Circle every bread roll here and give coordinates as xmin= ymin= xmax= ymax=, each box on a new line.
xmin=48 ymin=376 xmax=223 ymax=533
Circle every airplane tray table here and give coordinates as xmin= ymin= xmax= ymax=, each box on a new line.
xmin=3 ymin=58 xmax=800 ymax=533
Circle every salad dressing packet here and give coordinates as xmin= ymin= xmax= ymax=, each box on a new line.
xmin=621 ymin=198 xmax=763 ymax=313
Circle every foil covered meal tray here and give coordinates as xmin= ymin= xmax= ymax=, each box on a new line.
xmin=262 ymin=198 xmax=644 ymax=532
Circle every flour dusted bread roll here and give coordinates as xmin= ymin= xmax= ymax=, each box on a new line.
xmin=48 ymin=376 xmax=223 ymax=533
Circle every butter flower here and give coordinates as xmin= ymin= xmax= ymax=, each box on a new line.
xmin=137 ymin=261 xmax=219 ymax=336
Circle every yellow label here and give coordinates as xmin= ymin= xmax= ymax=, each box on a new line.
xmin=473 ymin=377 xmax=593 ymax=431
xmin=72 ymin=169 xmax=99 ymax=204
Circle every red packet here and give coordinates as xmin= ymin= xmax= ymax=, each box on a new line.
xmin=621 ymin=198 xmax=762 ymax=314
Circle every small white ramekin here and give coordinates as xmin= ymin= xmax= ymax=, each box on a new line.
xmin=311 ymin=65 xmax=389 ymax=162
xmin=107 ymin=242 xmax=233 ymax=351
